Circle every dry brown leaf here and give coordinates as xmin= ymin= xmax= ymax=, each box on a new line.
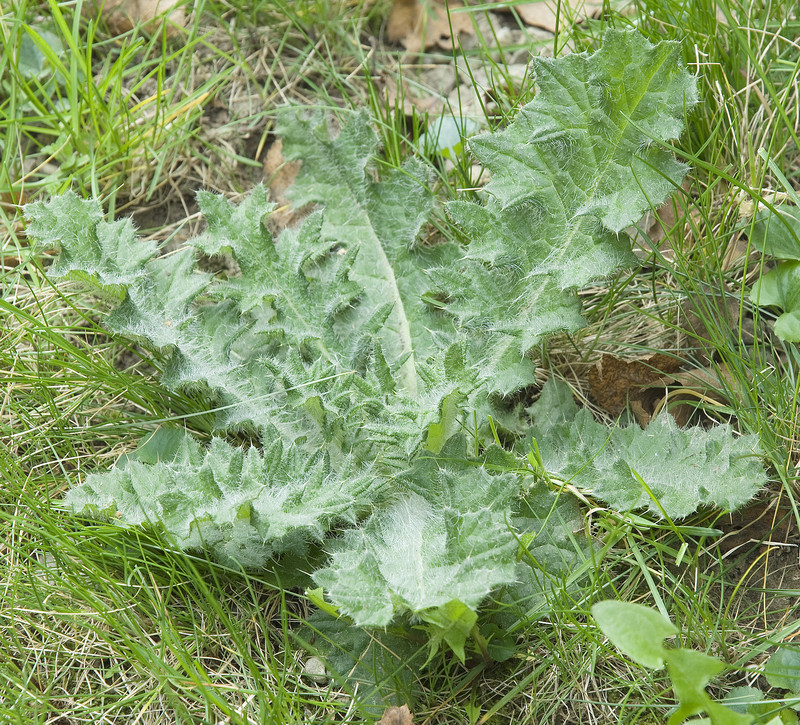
xmin=589 ymin=353 xmax=749 ymax=427
xmin=682 ymin=292 xmax=755 ymax=365
xmin=588 ymin=353 xmax=681 ymax=421
xmin=652 ymin=364 xmax=747 ymax=427
xmin=632 ymin=179 xmax=692 ymax=261
xmin=721 ymin=232 xmax=751 ymax=272
xmin=638 ymin=195 xmax=680 ymax=249
xmin=493 ymin=0 xmax=603 ymax=33
xmin=378 ymin=704 xmax=415 ymax=725
xmin=262 ymin=139 xmax=306 ymax=230
xmin=84 ymin=0 xmax=185 ymax=37
xmin=387 ymin=0 xmax=474 ymax=53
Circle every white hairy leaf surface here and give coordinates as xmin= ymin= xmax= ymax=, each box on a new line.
xmin=525 ymin=379 xmax=764 ymax=517
xmin=436 ymin=29 xmax=698 ymax=392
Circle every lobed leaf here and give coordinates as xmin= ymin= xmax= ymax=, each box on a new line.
xmin=313 ymin=488 xmax=520 ymax=628
xmin=435 ymin=29 xmax=698 ymax=392
xmin=276 ymin=108 xmax=458 ymax=394
xmin=26 ymin=192 xmax=156 ymax=297
xmin=313 ymin=444 xmax=525 ymax=627
xmin=66 ymin=432 xmax=384 ymax=568
xmin=525 ymin=379 xmax=764 ymax=518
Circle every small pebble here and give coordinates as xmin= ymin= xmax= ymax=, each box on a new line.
xmin=302 ymin=656 xmax=328 ymax=684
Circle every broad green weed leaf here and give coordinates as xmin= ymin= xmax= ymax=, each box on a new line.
xmin=435 ymin=29 xmax=698 ymax=390
xmin=750 ymin=205 xmax=800 ymax=260
xmin=669 ymin=702 xmax=754 ymax=725
xmin=748 ymin=205 xmax=800 ymax=341
xmin=418 ymin=599 xmax=478 ymax=663
xmin=723 ymin=687 xmax=767 ymax=713
xmin=723 ymin=687 xmax=794 ymax=723
xmin=596 ymin=601 xmax=757 ymax=725
xmin=667 ymin=648 xmax=727 ymax=722
xmin=117 ymin=427 xmax=195 ymax=467
xmin=526 ymin=379 xmax=764 ymax=518
xmin=766 ymin=646 xmax=800 ymax=693
xmin=592 ymin=601 xmax=676 ymax=668
xmin=750 ymin=261 xmax=800 ymax=341
xmin=417 ymin=115 xmax=479 ymax=158
xmin=17 ymin=29 xmax=64 ymax=80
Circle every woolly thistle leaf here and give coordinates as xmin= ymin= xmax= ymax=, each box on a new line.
xmin=26 ymin=187 xmax=448 ymax=467
xmin=24 ymin=31 xmax=760 ymax=646
xmin=313 ymin=439 xmax=526 ymax=626
xmin=301 ymin=610 xmax=424 ymax=716
xmin=27 ymin=135 xmax=459 ymax=567
xmin=525 ymin=379 xmax=764 ymax=518
xmin=495 ymin=488 xmax=596 ymax=629
xmin=25 ymin=191 xmax=156 ymax=297
xmin=313 ymin=486 xmax=521 ymax=628
xmin=276 ymin=108 xmax=460 ymax=395
xmin=313 ymin=439 xmax=598 ymax=643
xmin=435 ymin=29 xmax=698 ymax=391
xmin=65 ymin=433 xmax=384 ymax=568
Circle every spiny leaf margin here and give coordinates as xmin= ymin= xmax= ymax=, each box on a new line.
xmin=434 ymin=28 xmax=699 ymax=393
xmin=525 ymin=379 xmax=764 ymax=517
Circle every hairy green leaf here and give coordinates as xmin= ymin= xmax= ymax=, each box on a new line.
xmin=25 ymin=186 xmax=447 ymax=468
xmin=313 ymin=439 xmax=526 ymax=627
xmin=66 ymin=434 xmax=383 ymax=568
xmin=26 ymin=191 xmax=157 ymax=297
xmin=525 ymin=379 xmax=764 ymax=518
xmin=301 ymin=610 xmax=424 ymax=716
xmin=435 ymin=29 xmax=698 ymax=392
xmin=277 ymin=108 xmax=457 ymax=394
xmin=313 ymin=485 xmax=519 ymax=628
xmin=313 ymin=438 xmax=595 ymax=642
xmin=496 ymin=488 xmax=595 ymax=629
